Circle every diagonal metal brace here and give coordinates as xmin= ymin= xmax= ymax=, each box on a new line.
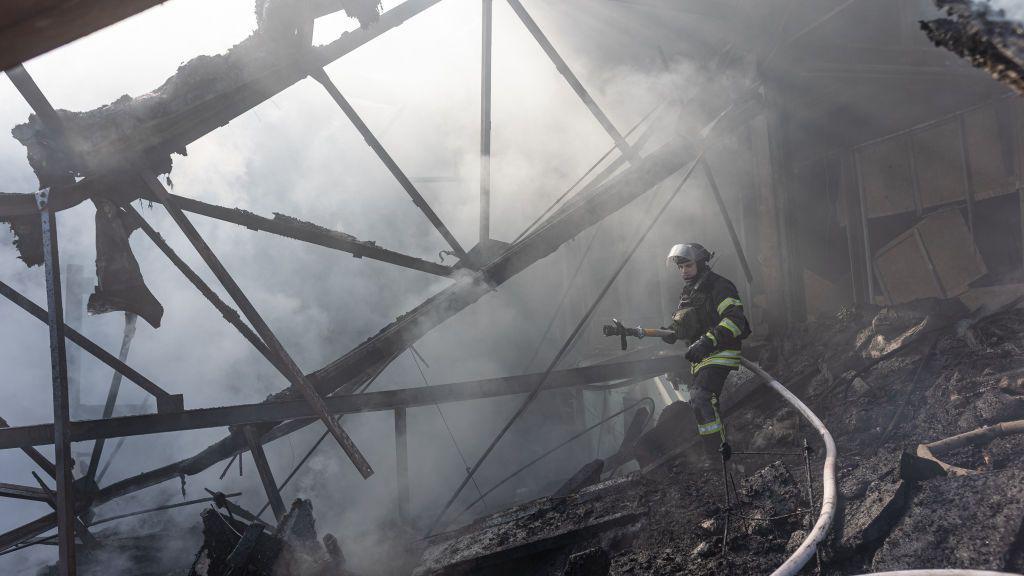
xmin=31 ymin=472 xmax=98 ymax=548
xmin=310 ymin=67 xmax=467 ymax=259
xmin=506 ymin=0 xmax=638 ymax=163
xmin=135 ymin=167 xmax=374 ymax=479
xmin=0 ymin=279 xmax=175 ymax=403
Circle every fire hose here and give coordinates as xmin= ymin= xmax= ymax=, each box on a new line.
xmin=602 ymin=322 xmax=837 ymax=576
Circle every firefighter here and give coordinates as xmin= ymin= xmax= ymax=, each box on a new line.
xmin=661 ymin=243 xmax=751 ymax=463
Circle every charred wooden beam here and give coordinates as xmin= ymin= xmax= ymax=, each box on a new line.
xmin=165 ymin=194 xmax=452 ymax=277
xmin=0 ymin=483 xmax=49 ymax=503
xmin=0 ymin=1 xmax=169 ymax=71
xmin=0 ymin=356 xmax=686 ymax=450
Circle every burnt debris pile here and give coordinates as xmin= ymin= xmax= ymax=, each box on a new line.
xmin=189 ymin=499 xmax=354 ymax=576
xmin=412 ymin=295 xmax=1024 ymax=575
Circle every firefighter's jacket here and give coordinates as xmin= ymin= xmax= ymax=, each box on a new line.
xmin=669 ymin=270 xmax=751 ymax=374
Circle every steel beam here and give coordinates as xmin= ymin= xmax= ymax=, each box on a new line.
xmin=0 ymin=415 xmax=57 ymax=479
xmin=85 ymin=313 xmax=137 ymax=482
xmin=480 ymin=0 xmax=493 ymax=243
xmin=84 ymin=132 xmax=700 ymax=508
xmin=134 ymin=168 xmax=374 ymax=479
xmin=31 ymin=472 xmax=97 ymax=548
xmin=162 ymin=195 xmax=452 ymax=276
xmin=0 ymin=356 xmax=686 ymax=450
xmin=0 ymin=483 xmax=49 ymax=503
xmin=121 ymin=205 xmax=285 ymax=374
xmin=37 ymin=190 xmax=76 ymax=575
xmin=0 ymin=513 xmax=57 ymax=554
xmin=311 ymin=68 xmax=467 ymax=259
xmin=0 ymin=279 xmax=173 ymax=401
xmin=506 ymin=0 xmax=637 ymax=163
xmin=395 ymin=407 xmax=410 ymax=523
xmin=242 ymin=427 xmax=286 ymax=522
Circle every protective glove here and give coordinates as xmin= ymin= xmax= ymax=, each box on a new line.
xmin=685 ymin=336 xmax=716 ymax=363
xmin=660 ymin=327 xmax=677 ymax=344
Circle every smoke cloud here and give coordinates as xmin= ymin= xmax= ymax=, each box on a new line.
xmin=0 ymin=0 xmax=752 ymax=573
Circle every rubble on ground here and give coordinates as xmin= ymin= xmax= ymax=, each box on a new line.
xmin=189 ymin=499 xmax=353 ymax=576
xmin=412 ymin=295 xmax=1024 ymax=575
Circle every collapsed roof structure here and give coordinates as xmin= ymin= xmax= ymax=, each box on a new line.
xmin=1 ymin=0 xmax=1024 ymax=575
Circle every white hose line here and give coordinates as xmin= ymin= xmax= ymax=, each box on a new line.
xmin=855 ymin=571 xmax=1022 ymax=576
xmin=739 ymin=358 xmax=838 ymax=576
xmin=856 ymin=565 xmax=1024 ymax=569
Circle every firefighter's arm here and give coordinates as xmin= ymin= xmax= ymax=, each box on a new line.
xmin=703 ymin=281 xmax=751 ymax=349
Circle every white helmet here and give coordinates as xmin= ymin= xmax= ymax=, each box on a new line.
xmin=666 ymin=243 xmax=713 ymax=267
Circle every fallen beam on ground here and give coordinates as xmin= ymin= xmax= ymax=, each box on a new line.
xmin=0 ymin=356 xmax=687 ymax=449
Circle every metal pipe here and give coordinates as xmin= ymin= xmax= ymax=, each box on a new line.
xmin=740 ymin=358 xmax=836 ymax=576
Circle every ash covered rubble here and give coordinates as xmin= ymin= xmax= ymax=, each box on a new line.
xmin=1 ymin=0 xmax=383 ymax=327
xmin=412 ymin=293 xmax=1024 ymax=575
xmin=38 ymin=497 xmax=363 ymax=576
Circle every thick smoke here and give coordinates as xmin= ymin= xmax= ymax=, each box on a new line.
xmin=983 ymin=0 xmax=1024 ymax=21
xmin=0 ymin=0 xmax=749 ymax=574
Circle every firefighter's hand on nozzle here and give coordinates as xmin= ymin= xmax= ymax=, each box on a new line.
xmin=685 ymin=336 xmax=715 ymax=363
xmin=660 ymin=327 xmax=677 ymax=345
